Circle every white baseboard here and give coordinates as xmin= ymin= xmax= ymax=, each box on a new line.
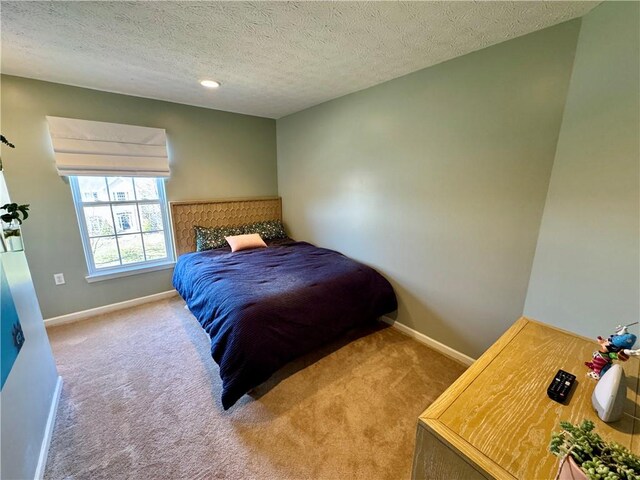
xmin=34 ymin=376 xmax=63 ymax=480
xmin=44 ymin=290 xmax=179 ymax=328
xmin=380 ymin=316 xmax=475 ymax=366
xmin=42 ymin=291 xmax=474 ymax=366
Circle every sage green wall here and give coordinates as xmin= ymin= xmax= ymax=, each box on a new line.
xmin=277 ymin=21 xmax=581 ymax=358
xmin=1 ymin=75 xmax=277 ymax=319
xmin=524 ymin=2 xmax=640 ymax=338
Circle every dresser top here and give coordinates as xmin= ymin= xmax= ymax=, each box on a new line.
xmin=420 ymin=317 xmax=640 ymax=480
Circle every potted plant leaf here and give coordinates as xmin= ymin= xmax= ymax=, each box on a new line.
xmin=0 ymin=134 xmax=15 ymax=172
xmin=1 ymin=203 xmax=29 ymax=252
xmin=1 ymin=133 xmax=30 ymax=252
xmin=550 ymin=420 xmax=640 ymax=480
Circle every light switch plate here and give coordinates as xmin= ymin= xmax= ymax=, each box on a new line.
xmin=53 ymin=273 xmax=65 ymax=285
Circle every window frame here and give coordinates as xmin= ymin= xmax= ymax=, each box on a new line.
xmin=69 ymin=176 xmax=175 ymax=281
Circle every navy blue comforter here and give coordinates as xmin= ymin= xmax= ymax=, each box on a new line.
xmin=173 ymin=239 xmax=397 ymax=409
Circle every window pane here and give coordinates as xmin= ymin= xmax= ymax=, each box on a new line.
xmin=139 ymin=203 xmax=163 ymax=232
xmin=134 ymin=178 xmax=159 ymax=200
xmin=118 ymin=234 xmax=145 ymax=264
xmin=112 ymin=204 xmax=140 ymax=234
xmin=78 ymin=177 xmax=109 ymax=202
xmin=91 ymin=236 xmax=120 ymax=268
xmin=143 ymin=232 xmax=167 ymax=260
xmin=84 ymin=206 xmax=115 ymax=236
xmin=106 ymin=177 xmax=135 ymax=202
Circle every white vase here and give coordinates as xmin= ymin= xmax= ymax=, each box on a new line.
xmin=2 ymin=219 xmax=23 ymax=252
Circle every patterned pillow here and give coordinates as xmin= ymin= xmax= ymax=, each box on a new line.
xmin=243 ymin=220 xmax=287 ymax=240
xmin=194 ymin=225 xmax=244 ymax=252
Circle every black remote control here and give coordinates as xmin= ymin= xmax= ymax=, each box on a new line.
xmin=547 ymin=369 xmax=576 ymax=403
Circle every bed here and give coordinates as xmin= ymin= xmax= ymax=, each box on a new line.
xmin=170 ymin=197 xmax=397 ymax=409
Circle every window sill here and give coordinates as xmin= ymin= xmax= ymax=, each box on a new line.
xmin=85 ymin=261 xmax=175 ymax=283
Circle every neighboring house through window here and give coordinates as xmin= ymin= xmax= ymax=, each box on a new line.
xmin=116 ymin=212 xmax=132 ymax=231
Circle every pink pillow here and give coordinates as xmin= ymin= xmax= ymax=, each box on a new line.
xmin=225 ymin=233 xmax=267 ymax=252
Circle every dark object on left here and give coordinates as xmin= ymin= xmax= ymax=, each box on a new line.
xmin=0 ymin=133 xmax=15 ymax=172
xmin=12 ymin=322 xmax=25 ymax=349
xmin=1 ymin=203 xmax=30 ymax=225
xmin=0 ymin=135 xmax=15 ymax=149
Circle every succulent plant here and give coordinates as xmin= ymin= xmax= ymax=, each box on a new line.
xmin=550 ymin=420 xmax=640 ymax=480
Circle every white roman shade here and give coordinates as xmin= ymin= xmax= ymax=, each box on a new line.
xmin=46 ymin=116 xmax=170 ymax=177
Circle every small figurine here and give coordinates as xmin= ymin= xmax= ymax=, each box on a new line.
xmin=585 ymin=323 xmax=638 ymax=380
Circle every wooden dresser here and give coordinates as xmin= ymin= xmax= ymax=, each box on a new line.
xmin=412 ymin=317 xmax=640 ymax=480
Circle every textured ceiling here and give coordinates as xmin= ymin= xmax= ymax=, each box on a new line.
xmin=1 ymin=1 xmax=598 ymax=119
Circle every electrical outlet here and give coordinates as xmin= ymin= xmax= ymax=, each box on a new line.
xmin=53 ymin=273 xmax=65 ymax=285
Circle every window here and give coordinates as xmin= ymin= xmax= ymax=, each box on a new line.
xmin=116 ymin=212 xmax=132 ymax=231
xmin=70 ymin=176 xmax=174 ymax=280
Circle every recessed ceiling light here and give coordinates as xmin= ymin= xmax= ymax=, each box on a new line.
xmin=200 ymin=79 xmax=220 ymax=89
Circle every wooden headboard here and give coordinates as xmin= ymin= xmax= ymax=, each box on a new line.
xmin=169 ymin=197 xmax=282 ymax=257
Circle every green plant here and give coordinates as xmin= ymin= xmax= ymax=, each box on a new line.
xmin=1 ymin=203 xmax=30 ymax=225
xmin=1 ymin=135 xmax=15 ymax=149
xmin=0 ymin=134 xmax=15 ymax=171
xmin=550 ymin=420 xmax=640 ymax=480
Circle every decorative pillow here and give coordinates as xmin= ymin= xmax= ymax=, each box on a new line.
xmin=194 ymin=225 xmax=244 ymax=252
xmin=225 ymin=233 xmax=267 ymax=252
xmin=243 ymin=219 xmax=287 ymax=240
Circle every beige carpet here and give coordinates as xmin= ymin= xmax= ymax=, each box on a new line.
xmin=44 ymin=296 xmax=466 ymax=480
